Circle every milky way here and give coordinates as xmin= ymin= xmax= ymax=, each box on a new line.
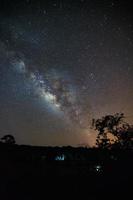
xmin=8 ymin=52 xmax=91 ymax=128
xmin=0 ymin=0 xmax=133 ymax=146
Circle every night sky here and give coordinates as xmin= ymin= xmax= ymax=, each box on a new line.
xmin=0 ymin=0 xmax=133 ymax=146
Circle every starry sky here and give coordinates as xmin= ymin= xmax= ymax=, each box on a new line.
xmin=0 ymin=0 xmax=133 ymax=146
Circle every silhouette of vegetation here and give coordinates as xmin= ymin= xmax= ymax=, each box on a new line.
xmin=0 ymin=131 xmax=132 ymax=199
xmin=0 ymin=113 xmax=132 ymax=199
xmin=92 ymin=113 xmax=133 ymax=149
xmin=0 ymin=134 xmax=16 ymax=144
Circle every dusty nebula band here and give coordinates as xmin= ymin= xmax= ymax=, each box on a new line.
xmin=9 ymin=52 xmax=90 ymax=128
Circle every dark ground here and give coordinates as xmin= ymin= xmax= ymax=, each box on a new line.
xmin=0 ymin=143 xmax=132 ymax=199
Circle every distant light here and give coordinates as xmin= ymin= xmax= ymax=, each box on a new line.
xmin=95 ymin=165 xmax=102 ymax=172
xmin=55 ymin=154 xmax=65 ymax=161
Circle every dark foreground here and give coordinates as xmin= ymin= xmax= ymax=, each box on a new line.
xmin=0 ymin=143 xmax=132 ymax=199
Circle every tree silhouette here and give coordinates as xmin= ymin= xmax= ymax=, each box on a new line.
xmin=114 ymin=123 xmax=133 ymax=149
xmin=92 ymin=113 xmax=133 ymax=149
xmin=1 ymin=134 xmax=16 ymax=144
